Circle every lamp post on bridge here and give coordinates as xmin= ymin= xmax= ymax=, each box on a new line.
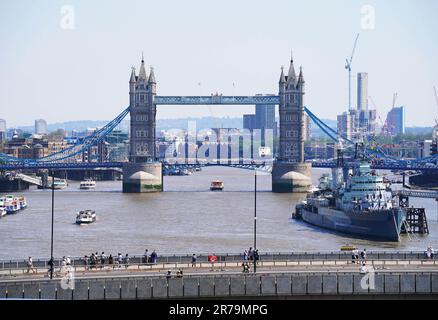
xmin=49 ymin=170 xmax=55 ymax=279
xmin=253 ymin=168 xmax=257 ymax=273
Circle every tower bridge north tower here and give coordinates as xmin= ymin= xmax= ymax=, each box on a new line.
xmin=122 ymin=56 xmax=162 ymax=192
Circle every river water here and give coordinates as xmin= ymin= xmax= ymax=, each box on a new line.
xmin=1 ymin=167 xmax=437 ymax=260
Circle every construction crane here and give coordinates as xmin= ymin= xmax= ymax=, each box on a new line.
xmin=345 ymin=33 xmax=360 ymax=110
xmin=369 ymin=96 xmax=385 ymax=134
xmin=370 ymin=96 xmax=391 ymax=137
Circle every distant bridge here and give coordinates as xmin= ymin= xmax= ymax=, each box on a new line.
xmin=2 ymin=159 xmax=438 ymax=172
xmin=0 ymin=162 xmax=126 ymax=170
xmin=392 ymin=189 xmax=438 ymax=199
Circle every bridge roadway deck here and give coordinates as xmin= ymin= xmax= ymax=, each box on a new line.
xmin=1 ymin=261 xmax=438 ymax=299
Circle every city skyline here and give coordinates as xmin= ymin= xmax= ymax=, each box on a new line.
xmin=1 ymin=0 xmax=438 ymax=127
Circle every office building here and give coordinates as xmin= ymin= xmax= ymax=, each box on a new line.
xmin=0 ymin=119 xmax=6 ymax=142
xmin=337 ymin=72 xmax=377 ymax=138
xmin=243 ymin=114 xmax=256 ymax=131
xmin=357 ymin=72 xmax=368 ymax=112
xmin=385 ymin=106 xmax=405 ymax=135
xmin=35 ymin=119 xmax=48 ymax=135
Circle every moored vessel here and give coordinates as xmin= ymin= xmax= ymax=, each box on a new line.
xmin=294 ymin=162 xmax=407 ymax=241
xmin=52 ymin=179 xmax=68 ymax=190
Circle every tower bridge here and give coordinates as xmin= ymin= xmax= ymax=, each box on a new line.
xmin=123 ymin=54 xmax=310 ymax=193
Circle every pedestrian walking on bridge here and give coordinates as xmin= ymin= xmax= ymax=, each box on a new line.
xmin=27 ymin=257 xmax=36 ymax=274
xmin=47 ymin=258 xmax=54 ymax=278
xmin=143 ymin=249 xmax=149 ymax=264
xmin=123 ymin=254 xmax=130 ymax=268
xmin=191 ymin=254 xmax=197 ymax=267
xmin=361 ymin=249 xmax=367 ymax=262
xmin=150 ymin=250 xmax=157 ymax=264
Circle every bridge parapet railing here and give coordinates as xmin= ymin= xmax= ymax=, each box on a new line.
xmin=1 ymin=251 xmax=436 ymax=272
xmin=2 ymin=251 xmax=435 ymax=270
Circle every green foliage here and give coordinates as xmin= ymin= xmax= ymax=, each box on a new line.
xmin=374 ymin=132 xmax=432 ymax=144
xmin=46 ymin=129 xmax=66 ymax=140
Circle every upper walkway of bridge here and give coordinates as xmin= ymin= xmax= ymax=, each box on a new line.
xmin=154 ymin=95 xmax=280 ymax=105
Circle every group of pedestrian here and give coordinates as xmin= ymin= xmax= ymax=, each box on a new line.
xmin=84 ymin=252 xmax=107 ymax=269
xmin=351 ymin=248 xmax=367 ymax=264
xmin=61 ymin=256 xmax=72 ymax=266
xmin=142 ymin=249 xmax=158 ymax=264
xmin=83 ymin=252 xmax=132 ymax=270
xmin=44 ymin=256 xmax=73 ymax=278
xmin=243 ymin=247 xmax=259 ymax=263
xmin=426 ymin=246 xmax=435 ymax=259
xmin=242 ymin=247 xmax=259 ymax=272
xmin=165 ymin=268 xmax=184 ymax=279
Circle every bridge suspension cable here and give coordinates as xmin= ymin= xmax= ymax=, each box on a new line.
xmin=0 ymin=107 xmax=130 ymax=164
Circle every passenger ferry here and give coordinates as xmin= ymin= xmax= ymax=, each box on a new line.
xmin=52 ymin=179 xmax=68 ymax=190
xmin=294 ymin=162 xmax=407 ymax=241
xmin=2 ymin=195 xmax=20 ymax=214
xmin=0 ymin=206 xmax=6 ymax=218
xmin=76 ymin=210 xmax=97 ymax=224
xmin=79 ymin=179 xmax=96 ymax=190
xmin=210 ymin=180 xmax=224 ymax=191
xmin=0 ymin=195 xmax=28 ymax=216
xmin=17 ymin=196 xmax=27 ymax=209
xmin=259 ymin=146 xmax=272 ymax=157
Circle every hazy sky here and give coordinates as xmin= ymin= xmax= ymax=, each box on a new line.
xmin=1 ymin=0 xmax=437 ymax=127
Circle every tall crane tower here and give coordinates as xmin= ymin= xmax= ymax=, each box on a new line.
xmin=345 ymin=33 xmax=360 ymax=110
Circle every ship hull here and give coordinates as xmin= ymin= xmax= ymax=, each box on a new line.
xmin=409 ymin=172 xmax=438 ymax=189
xmin=299 ymin=206 xmax=405 ymax=242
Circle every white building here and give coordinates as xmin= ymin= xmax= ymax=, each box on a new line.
xmin=34 ymin=119 xmax=48 ymax=135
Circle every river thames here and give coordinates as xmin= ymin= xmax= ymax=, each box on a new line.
xmin=0 ymin=167 xmax=437 ymax=260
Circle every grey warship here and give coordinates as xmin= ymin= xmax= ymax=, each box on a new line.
xmin=294 ymin=162 xmax=407 ymax=241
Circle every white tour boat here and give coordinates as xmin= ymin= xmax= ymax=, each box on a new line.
xmin=0 ymin=207 xmax=6 ymax=218
xmin=76 ymin=210 xmax=97 ymax=224
xmin=3 ymin=195 xmax=20 ymax=214
xmin=51 ymin=179 xmax=68 ymax=190
xmin=79 ymin=179 xmax=96 ymax=190
xmin=18 ymin=196 xmax=27 ymax=209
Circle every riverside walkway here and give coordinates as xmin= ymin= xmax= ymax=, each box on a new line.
xmin=0 ymin=250 xmax=433 ymax=270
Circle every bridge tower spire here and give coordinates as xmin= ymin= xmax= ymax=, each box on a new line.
xmin=129 ymin=66 xmax=136 ymax=107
